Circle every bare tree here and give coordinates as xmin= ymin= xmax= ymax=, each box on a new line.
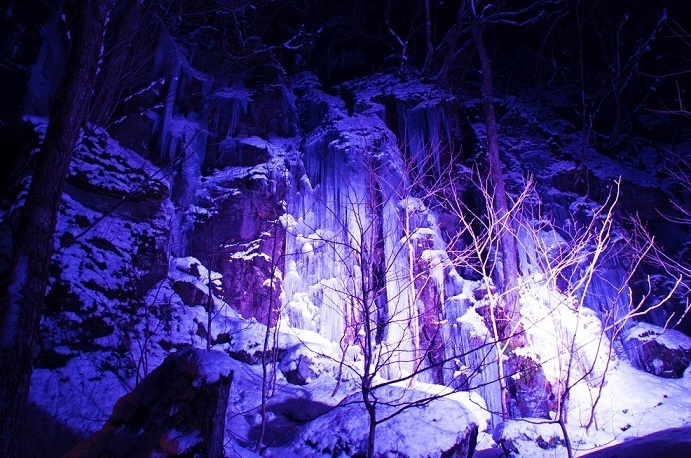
xmin=0 ymin=1 xmax=114 ymax=456
xmin=437 ymin=167 xmax=533 ymax=421
xmin=280 ymin=132 xmax=460 ymax=456
xmin=256 ymin=219 xmax=286 ymax=452
xmin=502 ymin=178 xmax=687 ymax=458
xmin=457 ymin=0 xmax=561 ymax=345
xmin=422 ymin=0 xmax=435 ymax=75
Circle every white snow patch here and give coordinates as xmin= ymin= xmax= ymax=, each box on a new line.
xmin=626 ymin=322 xmax=691 ymax=351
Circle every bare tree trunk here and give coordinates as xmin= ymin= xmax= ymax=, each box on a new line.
xmin=363 ymin=289 xmax=377 ymax=458
xmin=423 ymin=0 xmax=434 ymax=75
xmin=207 ymin=265 xmax=214 ymax=350
xmin=91 ymin=0 xmax=144 ymax=127
xmin=365 ymin=398 xmax=377 ymax=458
xmin=470 ymin=17 xmax=522 ymax=340
xmin=0 ymin=1 xmax=112 ymax=456
xmin=360 ymin=239 xmax=377 ymax=458
xmin=256 ymin=221 xmax=283 ymax=451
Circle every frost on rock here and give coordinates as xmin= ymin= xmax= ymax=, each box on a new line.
xmin=25 ymin=117 xmax=169 ymax=202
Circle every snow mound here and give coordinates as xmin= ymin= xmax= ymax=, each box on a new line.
xmin=290 ymin=386 xmax=479 ymax=457
xmin=65 ymin=348 xmax=234 ymax=458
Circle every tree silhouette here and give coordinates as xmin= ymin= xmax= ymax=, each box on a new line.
xmin=0 ymin=1 xmax=114 ymax=456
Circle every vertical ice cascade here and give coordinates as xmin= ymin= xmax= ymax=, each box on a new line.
xmin=281 ymin=79 xmax=424 ymax=378
xmin=400 ymin=103 xmax=455 ymax=178
xmin=282 ymin=75 xmax=476 ymax=383
xmin=209 ymin=83 xmax=252 ymax=138
xmin=166 ymin=119 xmax=208 ymax=257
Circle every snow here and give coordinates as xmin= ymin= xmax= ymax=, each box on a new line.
xmin=287 ymin=385 xmax=479 ymax=457
xmin=14 ymin=65 xmax=691 ymax=458
xmin=404 ymin=380 xmax=492 ymax=431
xmin=580 ymin=426 xmax=691 ymax=457
xmin=179 ymin=348 xmax=235 ymax=384
xmin=160 ymin=429 xmax=203 ymax=454
xmin=30 ymin=356 xmax=130 ymax=436
xmin=488 ymin=360 xmax=691 ymax=456
xmin=25 ymin=117 xmax=168 ymax=200
xmin=626 ymin=322 xmax=691 ymax=351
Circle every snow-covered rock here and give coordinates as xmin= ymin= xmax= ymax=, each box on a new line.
xmin=290 ymin=386 xmax=479 ymax=457
xmin=492 ymin=419 xmax=566 ymax=457
xmin=625 ymin=322 xmax=691 ymax=378
xmin=65 ymin=348 xmax=234 ymax=458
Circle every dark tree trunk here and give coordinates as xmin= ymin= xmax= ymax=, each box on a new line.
xmin=91 ymin=0 xmax=145 ymax=127
xmin=366 ymin=397 xmax=377 ymax=458
xmin=360 ymin=239 xmax=377 ymax=458
xmin=0 ymin=1 xmax=113 ymax=456
xmin=422 ymin=0 xmax=434 ymax=75
xmin=469 ymin=18 xmax=522 ymax=338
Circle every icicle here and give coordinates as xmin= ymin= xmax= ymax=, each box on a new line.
xmin=401 ymin=104 xmax=455 ymax=178
xmin=25 ymin=11 xmax=70 ymax=115
xmin=160 ymin=62 xmax=182 ymax=163
xmin=582 ymin=264 xmax=632 ymax=336
xmin=442 ymin=299 xmax=504 ymax=427
xmin=211 ymin=83 xmax=252 ymax=138
xmin=168 ymin=120 xmax=208 ymax=257
xmin=282 ymin=82 xmax=473 ymax=386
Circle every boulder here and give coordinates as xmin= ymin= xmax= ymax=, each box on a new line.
xmin=290 ymin=386 xmax=478 ymax=457
xmin=172 ymin=280 xmax=209 ymax=307
xmin=505 ymin=354 xmax=557 ymax=419
xmin=280 ymin=345 xmax=318 ymax=385
xmin=624 ymin=322 xmax=691 ymax=378
xmin=66 ymin=348 xmax=234 ymax=458
xmin=493 ymin=420 xmax=566 ymax=457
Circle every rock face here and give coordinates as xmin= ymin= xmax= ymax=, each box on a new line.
xmin=187 ymin=135 xmax=289 ymax=325
xmin=291 ymin=386 xmax=479 ymax=457
xmin=66 ymin=348 xmax=234 ymax=458
xmin=505 ymin=354 xmax=557 ymax=419
xmin=19 ymin=120 xmax=171 ymax=373
xmin=624 ymin=322 xmax=691 ymax=378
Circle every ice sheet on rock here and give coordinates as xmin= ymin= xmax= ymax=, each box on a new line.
xmin=162 ymin=117 xmax=208 ymax=256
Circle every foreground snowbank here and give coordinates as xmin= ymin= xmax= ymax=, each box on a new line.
xmin=286 ymin=385 xmax=479 ymax=457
